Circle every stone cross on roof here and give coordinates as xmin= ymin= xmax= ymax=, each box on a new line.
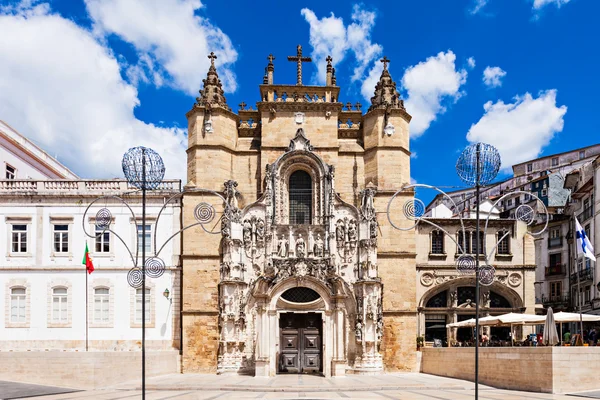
xmin=287 ymin=45 xmax=312 ymax=86
xmin=208 ymin=52 xmax=217 ymax=66
xmin=380 ymin=56 xmax=390 ymax=70
xmin=238 ymin=102 xmax=246 ymax=110
xmin=267 ymin=54 xmax=275 ymax=64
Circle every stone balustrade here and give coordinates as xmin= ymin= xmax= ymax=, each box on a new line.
xmin=0 ymin=179 xmax=181 ymax=194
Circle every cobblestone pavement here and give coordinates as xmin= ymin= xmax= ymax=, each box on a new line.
xmin=23 ymin=373 xmax=593 ymax=400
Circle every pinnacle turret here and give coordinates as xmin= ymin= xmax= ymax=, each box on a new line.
xmin=369 ymin=56 xmax=404 ymax=112
xmin=196 ymin=52 xmax=229 ymax=110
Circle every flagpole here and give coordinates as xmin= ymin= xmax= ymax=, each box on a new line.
xmin=575 ymin=216 xmax=583 ymax=343
xmin=86 ymin=253 xmax=89 ymax=352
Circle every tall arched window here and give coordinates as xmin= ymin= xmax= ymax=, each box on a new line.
xmin=289 ymin=170 xmax=312 ymax=224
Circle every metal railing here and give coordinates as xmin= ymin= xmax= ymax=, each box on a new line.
xmin=570 ymin=266 xmax=595 ymax=283
xmin=541 ymin=294 xmax=570 ymax=307
xmin=548 ymin=237 xmax=563 ymax=248
xmin=545 ymin=264 xmax=566 ymax=276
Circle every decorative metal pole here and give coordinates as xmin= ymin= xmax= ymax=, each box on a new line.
xmin=141 ymin=148 xmax=146 ymax=400
xmin=84 ymin=147 xmax=225 ymax=398
xmin=474 ymin=143 xmax=481 ymax=399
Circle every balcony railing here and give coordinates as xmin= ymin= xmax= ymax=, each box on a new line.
xmin=578 ymin=206 xmax=594 ymax=223
xmin=570 ymin=267 xmax=595 ymax=283
xmin=548 ymin=237 xmax=563 ymax=248
xmin=545 ymin=264 xmax=566 ymax=276
xmin=541 ymin=295 xmax=570 ymax=307
xmin=0 ymin=179 xmax=182 ymax=193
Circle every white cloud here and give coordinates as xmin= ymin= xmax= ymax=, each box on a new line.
xmin=470 ymin=0 xmax=490 ymax=14
xmin=467 ymin=57 xmax=476 ymax=69
xmin=0 ymin=3 xmax=187 ymax=179
xmin=347 ymin=5 xmax=382 ymax=82
xmin=410 ymin=152 xmax=418 ymax=159
xmin=533 ymin=0 xmax=571 ymax=10
xmin=466 ymin=90 xmax=567 ymax=168
xmin=402 ymin=51 xmax=468 ymax=137
xmin=300 ymin=8 xmax=348 ymax=84
xmin=85 ymin=0 xmax=238 ymax=95
xmin=301 ymin=5 xmax=382 ymax=92
xmin=361 ymin=62 xmax=383 ymax=103
xmin=482 ymin=66 xmax=506 ymax=88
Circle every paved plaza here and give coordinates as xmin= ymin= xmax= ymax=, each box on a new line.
xmin=15 ymin=373 xmax=597 ymax=400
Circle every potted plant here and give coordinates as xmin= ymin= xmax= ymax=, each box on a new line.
xmin=416 ymin=336 xmax=424 ymax=351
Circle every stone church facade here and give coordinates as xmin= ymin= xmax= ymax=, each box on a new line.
xmin=181 ymin=48 xmax=416 ymax=376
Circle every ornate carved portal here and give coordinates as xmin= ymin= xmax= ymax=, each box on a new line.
xmin=217 ymin=129 xmax=383 ymax=376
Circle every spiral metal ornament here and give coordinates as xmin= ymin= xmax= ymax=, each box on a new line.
xmin=194 ymin=202 xmax=215 ymax=224
xmin=479 ymin=265 xmax=496 ymax=286
xmin=122 ymin=147 xmax=165 ymax=190
xmin=403 ymin=198 xmax=425 ymax=220
xmin=456 ymin=254 xmax=476 ymax=275
xmin=456 ymin=143 xmax=501 ymax=187
xmin=144 ymin=257 xmax=166 ymax=278
xmin=127 ymin=267 xmax=144 ymax=288
xmin=515 ymin=204 xmax=535 ymax=225
xmin=95 ymin=208 xmax=112 ymax=230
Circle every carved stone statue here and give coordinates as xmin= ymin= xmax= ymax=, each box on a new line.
xmin=313 ymin=233 xmax=324 ymax=257
xmin=360 ymin=188 xmax=376 ymax=220
xmin=481 ymin=291 xmax=491 ymax=308
xmin=348 ymin=220 xmax=357 ymax=242
xmin=355 ymin=320 xmax=363 ymax=341
xmin=243 ymin=220 xmax=252 ymax=244
xmin=224 ymin=180 xmax=239 ymax=209
xmin=336 ymin=221 xmax=345 ymax=243
xmin=450 ymin=289 xmax=458 ymax=308
xmin=256 ymin=219 xmax=265 ymax=242
xmin=264 ymin=164 xmax=273 ymax=194
xmin=277 ymin=235 xmax=288 ymax=258
xmin=295 ymin=234 xmax=306 ymax=258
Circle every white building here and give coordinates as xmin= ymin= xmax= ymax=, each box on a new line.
xmin=0 ymin=179 xmax=182 ymax=351
xmin=0 ymin=120 xmax=78 ymax=180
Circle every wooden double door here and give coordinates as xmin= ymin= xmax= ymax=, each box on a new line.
xmin=279 ymin=312 xmax=322 ymax=374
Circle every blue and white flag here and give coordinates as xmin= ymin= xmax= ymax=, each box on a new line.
xmin=575 ymin=217 xmax=596 ymax=262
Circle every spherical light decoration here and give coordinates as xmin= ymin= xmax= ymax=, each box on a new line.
xmin=456 ymin=254 xmax=476 ymax=275
xmin=194 ymin=202 xmax=215 ymax=224
xmin=145 ymin=257 xmax=166 ymax=278
xmin=122 ymin=147 xmax=165 ymax=190
xmin=127 ymin=267 xmax=144 ymax=288
xmin=479 ymin=265 xmax=496 ymax=286
xmin=95 ymin=208 xmax=112 ymax=230
xmin=456 ymin=143 xmax=501 ymax=187
xmin=516 ymin=204 xmax=535 ymax=225
xmin=403 ymin=198 xmax=425 ymax=220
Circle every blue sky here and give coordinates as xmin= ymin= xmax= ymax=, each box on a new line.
xmin=0 ymin=0 xmax=598 ymax=199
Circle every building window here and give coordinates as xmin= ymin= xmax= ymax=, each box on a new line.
xmin=431 ymin=231 xmax=444 ymax=254
xmin=11 ymin=224 xmax=27 ymax=253
xmin=288 ymin=170 xmax=312 ymax=225
xmin=585 ymin=286 xmax=591 ymax=303
xmin=458 ymin=231 xmax=471 ymax=254
xmin=6 ymin=164 xmax=16 ymax=179
xmin=10 ymin=287 xmax=26 ymax=323
xmin=585 ymin=224 xmax=591 ymax=241
xmin=135 ymin=288 xmax=151 ymax=323
xmin=527 ymin=163 xmax=533 ymax=173
xmin=551 ymin=157 xmax=558 ymax=167
xmin=579 ymin=150 xmax=585 ymax=160
xmin=94 ymin=288 xmax=110 ymax=324
xmin=550 ymin=281 xmax=562 ymax=300
xmin=489 ymin=291 xmax=511 ymax=308
xmin=497 ymin=231 xmax=510 ymax=254
xmin=507 ymin=199 xmax=513 ymax=207
xmin=426 ymin=291 xmax=447 ymax=308
xmin=471 ymin=231 xmax=485 ymax=254
xmin=53 ymin=224 xmax=69 ymax=253
xmin=541 ymin=188 xmax=548 ymax=197
xmin=52 ymin=287 xmax=68 ymax=323
xmin=137 ymin=224 xmax=152 ymax=254
xmin=95 ymin=225 xmax=110 ymax=253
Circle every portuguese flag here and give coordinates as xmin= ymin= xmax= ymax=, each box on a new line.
xmin=82 ymin=242 xmax=94 ymax=274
